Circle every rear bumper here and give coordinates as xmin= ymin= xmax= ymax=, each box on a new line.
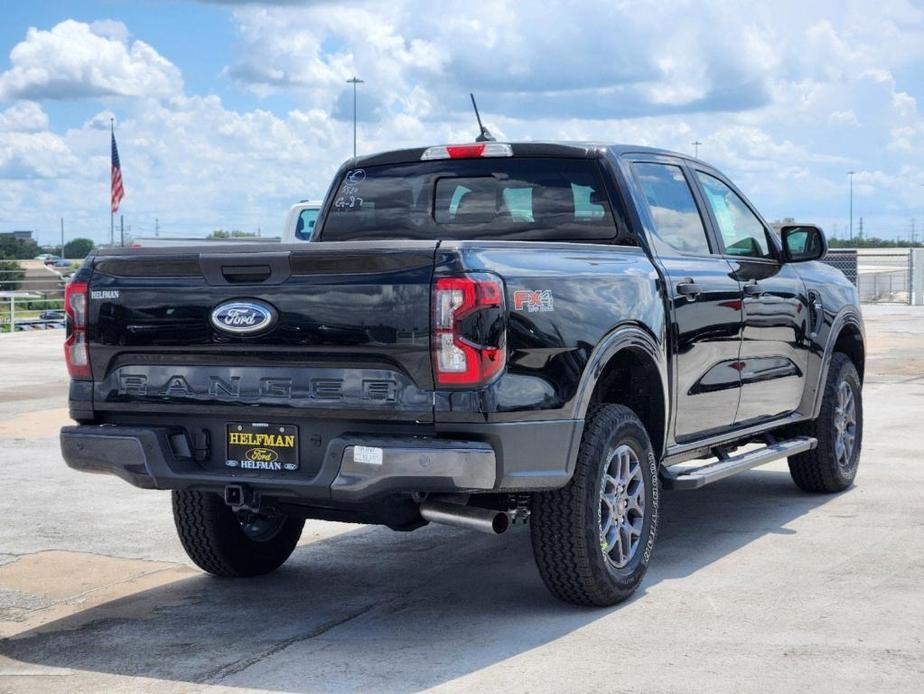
xmin=60 ymin=419 xmax=581 ymax=502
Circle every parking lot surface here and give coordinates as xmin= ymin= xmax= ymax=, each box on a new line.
xmin=0 ymin=305 xmax=922 ymax=693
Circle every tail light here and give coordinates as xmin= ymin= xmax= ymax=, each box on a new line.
xmin=64 ymin=280 xmax=90 ymax=379
xmin=432 ymin=274 xmax=506 ymax=387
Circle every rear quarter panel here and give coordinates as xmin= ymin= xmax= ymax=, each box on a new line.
xmin=434 ymin=241 xmax=665 ymax=423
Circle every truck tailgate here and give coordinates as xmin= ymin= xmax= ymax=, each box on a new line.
xmin=85 ymin=241 xmax=437 ymax=422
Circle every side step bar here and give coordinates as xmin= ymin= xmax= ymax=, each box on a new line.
xmin=661 ymin=436 xmax=817 ymax=490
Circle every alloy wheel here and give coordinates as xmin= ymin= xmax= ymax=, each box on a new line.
xmin=833 ymin=380 xmax=857 ymax=469
xmin=599 ymin=443 xmax=646 ymax=569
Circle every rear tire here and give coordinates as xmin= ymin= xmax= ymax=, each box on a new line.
xmin=531 ymin=404 xmax=660 ymax=606
xmin=172 ymin=490 xmax=304 ymax=577
xmin=788 ymin=352 xmax=862 ymax=493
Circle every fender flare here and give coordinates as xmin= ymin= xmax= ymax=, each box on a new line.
xmin=809 ymin=306 xmax=865 ymax=419
xmin=571 ymin=323 xmax=669 ymax=453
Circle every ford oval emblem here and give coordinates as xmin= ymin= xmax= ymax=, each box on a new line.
xmin=210 ymin=300 xmax=276 ymax=335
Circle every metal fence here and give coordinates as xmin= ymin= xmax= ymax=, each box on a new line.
xmin=822 ymin=250 xmax=858 ymax=286
xmin=821 ymin=249 xmax=914 ymax=305
xmin=0 ymin=263 xmax=69 ymax=333
xmin=856 ymin=250 xmax=913 ymax=304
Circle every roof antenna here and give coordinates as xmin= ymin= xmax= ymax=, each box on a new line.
xmin=470 ymin=93 xmax=495 ymax=142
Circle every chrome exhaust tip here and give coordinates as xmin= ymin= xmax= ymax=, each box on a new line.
xmin=419 ymin=501 xmax=510 ymax=535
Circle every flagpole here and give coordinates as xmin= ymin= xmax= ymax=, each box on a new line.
xmin=110 ymin=118 xmax=114 ymax=246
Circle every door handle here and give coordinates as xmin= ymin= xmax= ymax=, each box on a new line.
xmin=743 ymin=281 xmax=763 ymax=296
xmin=676 ymin=279 xmax=701 ymax=299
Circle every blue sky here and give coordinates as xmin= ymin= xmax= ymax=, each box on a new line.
xmin=1 ymin=0 xmax=923 ymax=245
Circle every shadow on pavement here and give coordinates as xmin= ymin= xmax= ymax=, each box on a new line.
xmin=0 ymin=470 xmax=839 ymax=691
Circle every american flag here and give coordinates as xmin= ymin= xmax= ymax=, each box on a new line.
xmin=111 ymin=130 xmax=124 ymax=214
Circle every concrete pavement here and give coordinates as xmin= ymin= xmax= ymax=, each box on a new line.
xmin=0 ymin=306 xmax=922 ymax=693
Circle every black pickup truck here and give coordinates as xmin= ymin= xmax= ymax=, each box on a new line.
xmin=60 ymin=142 xmax=864 ymax=606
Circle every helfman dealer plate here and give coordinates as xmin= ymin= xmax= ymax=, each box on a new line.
xmin=226 ymin=423 xmax=299 ymax=472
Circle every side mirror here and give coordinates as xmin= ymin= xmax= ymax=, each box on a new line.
xmin=781 ymin=225 xmax=827 ymax=263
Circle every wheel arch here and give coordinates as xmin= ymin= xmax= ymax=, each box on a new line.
xmin=832 ymin=322 xmax=865 ymax=381
xmin=572 ymin=324 xmax=669 ymax=460
xmin=810 ymin=307 xmax=865 ymax=419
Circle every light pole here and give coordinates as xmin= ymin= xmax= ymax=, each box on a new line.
xmin=346 ymin=76 xmax=364 ymax=159
xmin=848 ymin=171 xmax=856 ymax=240
xmin=692 ymin=140 xmax=702 ymax=158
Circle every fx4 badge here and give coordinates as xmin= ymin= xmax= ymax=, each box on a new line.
xmin=513 ymin=289 xmax=554 ymax=313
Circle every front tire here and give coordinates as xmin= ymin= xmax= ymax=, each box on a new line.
xmin=531 ymin=404 xmax=660 ymax=606
xmin=788 ymin=352 xmax=863 ymax=493
xmin=172 ymin=490 xmax=304 ymax=577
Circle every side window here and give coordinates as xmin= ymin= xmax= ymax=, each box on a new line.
xmin=695 ymin=172 xmax=772 ymax=259
xmin=631 ymin=162 xmax=711 ymax=255
xmin=295 ymin=208 xmax=319 ymax=240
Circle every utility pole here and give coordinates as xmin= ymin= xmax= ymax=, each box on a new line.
xmin=60 ymin=216 xmax=64 ymax=256
xmin=120 ymin=215 xmax=124 ymax=247
xmin=692 ymin=141 xmax=702 ymax=158
xmin=346 ymin=76 xmax=364 ymax=159
xmin=155 ymin=217 xmax=160 ymax=237
xmin=848 ymin=171 xmax=856 ymax=241
xmin=911 ymin=218 xmax=916 ymax=246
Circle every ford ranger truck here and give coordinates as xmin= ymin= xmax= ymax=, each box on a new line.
xmin=60 ymin=143 xmax=864 ymax=606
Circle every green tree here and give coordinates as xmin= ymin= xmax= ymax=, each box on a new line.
xmin=0 ymin=260 xmax=24 ymax=290
xmin=0 ymin=236 xmax=42 ymax=260
xmin=207 ymin=229 xmax=258 ymax=240
xmin=63 ymin=238 xmax=95 ymax=258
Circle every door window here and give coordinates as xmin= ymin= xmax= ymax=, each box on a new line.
xmin=695 ymin=172 xmax=773 ymax=259
xmin=294 ymin=208 xmax=319 ymax=241
xmin=631 ymin=162 xmax=711 ymax=255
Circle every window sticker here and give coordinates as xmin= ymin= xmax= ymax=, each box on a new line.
xmin=334 ymin=169 xmax=366 ymax=211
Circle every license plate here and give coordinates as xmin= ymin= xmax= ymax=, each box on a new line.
xmin=226 ymin=423 xmax=299 ymax=472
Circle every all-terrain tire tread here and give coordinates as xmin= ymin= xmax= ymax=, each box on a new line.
xmin=788 ymin=352 xmax=862 ymax=493
xmin=531 ymin=404 xmax=658 ymax=606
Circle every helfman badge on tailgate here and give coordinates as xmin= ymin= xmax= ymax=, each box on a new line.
xmin=210 ymin=300 xmax=277 ymax=335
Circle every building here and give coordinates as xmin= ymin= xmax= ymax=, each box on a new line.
xmin=0 ymin=230 xmax=34 ymax=243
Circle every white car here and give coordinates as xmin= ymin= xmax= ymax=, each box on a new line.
xmin=283 ymin=201 xmax=322 ymax=242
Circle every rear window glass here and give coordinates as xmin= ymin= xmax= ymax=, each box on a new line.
xmin=320 ymin=158 xmax=618 ymax=242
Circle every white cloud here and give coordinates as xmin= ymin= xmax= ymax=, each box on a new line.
xmin=829 ymin=111 xmax=861 ymax=127
xmin=0 ymin=130 xmax=77 ymax=179
xmin=0 ymin=101 xmax=49 ymax=132
xmin=2 ymin=2 xmax=924 ymax=243
xmin=0 ymin=20 xmax=182 ymax=100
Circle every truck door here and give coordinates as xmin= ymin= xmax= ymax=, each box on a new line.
xmin=691 ymin=169 xmax=810 ymax=425
xmin=627 ymin=160 xmax=743 ymax=441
